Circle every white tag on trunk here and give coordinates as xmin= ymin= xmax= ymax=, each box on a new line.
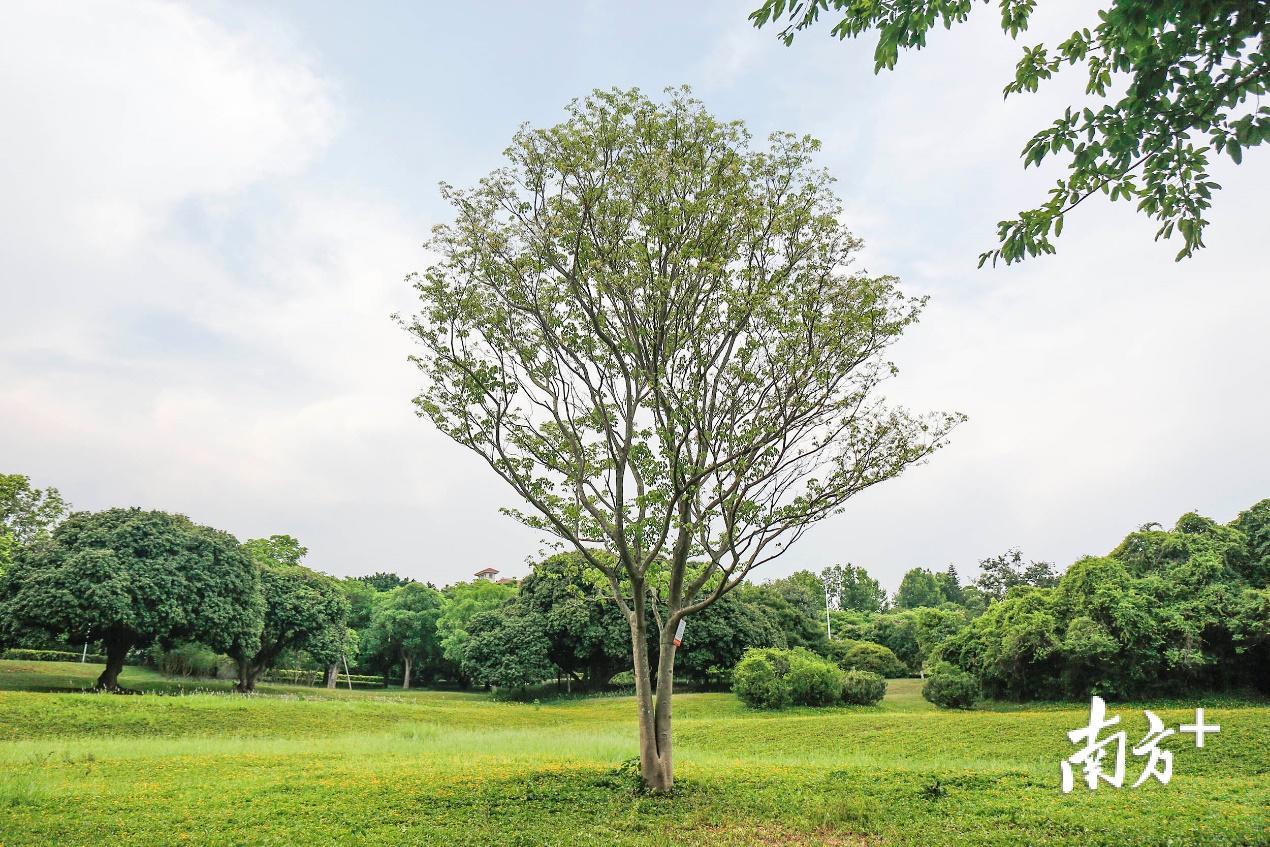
xmin=672 ymin=618 xmax=686 ymax=647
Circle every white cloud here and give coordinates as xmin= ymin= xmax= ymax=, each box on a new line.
xmin=2 ymin=0 xmax=1264 ymax=593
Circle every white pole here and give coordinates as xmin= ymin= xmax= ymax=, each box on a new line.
xmin=825 ymin=586 xmax=833 ymax=639
xmin=81 ymin=628 xmax=91 ymax=663
xmin=341 ymin=653 xmax=353 ymax=692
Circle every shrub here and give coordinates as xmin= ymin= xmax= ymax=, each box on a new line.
xmin=841 ymin=669 xmax=887 ymax=705
xmin=147 ymin=642 xmax=224 ymax=678
xmin=838 ymin=641 xmax=907 ymax=678
xmin=2 ymin=648 xmax=107 ymax=664
xmin=787 ymin=652 xmax=845 ymax=706
xmin=922 ymin=663 xmax=979 ymax=709
xmin=732 ymin=648 xmax=792 ymax=709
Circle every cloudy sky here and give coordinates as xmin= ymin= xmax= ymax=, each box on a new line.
xmin=2 ymin=1 xmax=1266 ymax=593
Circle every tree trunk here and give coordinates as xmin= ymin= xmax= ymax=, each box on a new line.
xmin=629 ymin=595 xmax=676 ymax=793
xmin=324 ymin=662 xmax=338 ymax=689
xmin=94 ymin=636 xmax=131 ymax=691
xmin=235 ymin=657 xmax=260 ymax=693
xmin=401 ymin=654 xmax=412 ymax=690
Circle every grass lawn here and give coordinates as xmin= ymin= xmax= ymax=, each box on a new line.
xmin=0 ymin=660 xmax=1265 ymax=846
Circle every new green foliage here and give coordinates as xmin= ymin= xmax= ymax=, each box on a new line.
xmin=752 ymin=0 xmax=1270 ymax=264
xmin=403 ymin=86 xmax=957 ymax=790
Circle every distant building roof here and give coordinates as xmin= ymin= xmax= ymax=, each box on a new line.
xmin=474 ymin=567 xmax=499 ymax=576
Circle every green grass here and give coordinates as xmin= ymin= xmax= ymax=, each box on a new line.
xmin=0 ymin=660 xmax=1265 ymax=846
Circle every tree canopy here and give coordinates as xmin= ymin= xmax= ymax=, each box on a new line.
xmin=751 ymin=0 xmax=1270 ymax=264
xmin=0 ymin=508 xmax=262 ymax=690
xmin=403 ymin=87 xmax=957 ymax=790
xmin=230 ymin=535 xmax=349 ymax=692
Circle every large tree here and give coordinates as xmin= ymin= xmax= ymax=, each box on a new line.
xmin=402 ymin=88 xmax=958 ymax=791
xmin=229 ymin=535 xmax=349 ymax=692
xmin=751 ymin=0 xmax=1269 ymax=264
xmin=0 ymin=508 xmax=263 ymax=690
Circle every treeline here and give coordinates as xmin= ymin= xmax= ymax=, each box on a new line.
xmin=2 ymin=473 xmax=1266 ymax=700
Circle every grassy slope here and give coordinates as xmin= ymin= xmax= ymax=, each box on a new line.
xmin=0 ymin=660 xmax=1265 ymax=846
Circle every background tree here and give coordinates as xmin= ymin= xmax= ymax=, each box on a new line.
xmin=437 ymin=578 xmax=518 ymax=685
xmin=353 ymin=572 xmax=414 ymax=592
xmin=942 ymin=503 xmax=1270 ymax=698
xmin=822 ymin=563 xmax=886 ymax=612
xmin=230 ymin=535 xmax=349 ymax=692
xmin=516 ymin=552 xmax=632 ymax=690
xmin=974 ymin=549 xmax=1059 ymax=602
xmin=895 ymin=567 xmax=944 ymax=609
xmin=745 ymin=581 xmax=827 ymax=651
xmin=461 ymin=607 xmax=554 ymax=693
xmin=751 ymin=0 xmax=1270 ymax=264
xmin=0 ymin=473 xmax=68 ymax=573
xmin=675 ymin=587 xmax=787 ymax=685
xmin=402 ymin=87 xmax=959 ymax=791
xmin=935 ymin=564 xmax=964 ymax=605
xmin=364 ymin=582 xmax=444 ymax=689
xmin=0 ymin=508 xmax=262 ymax=690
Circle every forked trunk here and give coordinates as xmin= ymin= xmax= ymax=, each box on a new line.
xmin=94 ymin=637 xmax=130 ymax=691
xmin=629 ymin=602 xmax=677 ymax=793
xmin=235 ymin=658 xmax=260 ymax=693
xmin=401 ymin=654 xmax=412 ymax=690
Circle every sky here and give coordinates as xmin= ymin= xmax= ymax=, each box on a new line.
xmin=2 ymin=1 xmax=1266 ymax=594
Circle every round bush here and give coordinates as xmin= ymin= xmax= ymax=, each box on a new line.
xmin=732 ymin=648 xmax=792 ymax=709
xmin=922 ymin=667 xmax=979 ymax=709
xmin=786 ymin=653 xmax=844 ymax=706
xmin=841 ymin=669 xmax=887 ymax=705
xmin=838 ymin=641 xmax=907 ymax=678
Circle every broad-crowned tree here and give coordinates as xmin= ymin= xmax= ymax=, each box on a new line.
xmin=0 ymin=508 xmax=262 ymax=690
xmin=402 ymin=87 xmax=958 ymax=790
xmin=229 ymin=535 xmax=349 ymax=692
xmin=752 ymin=0 xmax=1270 ymax=264
xmin=363 ymin=582 xmax=444 ymax=689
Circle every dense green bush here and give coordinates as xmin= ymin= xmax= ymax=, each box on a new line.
xmin=2 ymin=648 xmax=106 ymax=664
xmin=786 ymin=651 xmax=844 ymax=706
xmin=922 ymin=663 xmax=978 ymax=709
xmin=147 ymin=642 xmax=225 ymax=678
xmin=837 ymin=641 xmax=907 ymax=678
xmin=940 ymin=503 xmax=1270 ymax=699
xmin=841 ymin=669 xmax=887 ymax=705
xmin=733 ymin=647 xmax=853 ymax=709
xmin=732 ymin=648 xmax=793 ymax=709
